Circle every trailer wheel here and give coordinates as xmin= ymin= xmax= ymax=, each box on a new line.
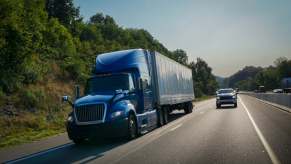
xmin=127 ymin=114 xmax=137 ymax=140
xmin=184 ymin=102 xmax=193 ymax=114
xmin=188 ymin=102 xmax=193 ymax=113
xmin=163 ymin=107 xmax=169 ymax=124
xmin=157 ymin=109 xmax=164 ymax=127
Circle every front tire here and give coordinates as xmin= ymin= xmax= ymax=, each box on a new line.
xmin=234 ymin=103 xmax=237 ymax=108
xmin=127 ymin=114 xmax=137 ymax=140
xmin=72 ymin=138 xmax=84 ymax=145
xmin=216 ymin=104 xmax=221 ymax=109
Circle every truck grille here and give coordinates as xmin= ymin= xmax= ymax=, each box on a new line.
xmin=220 ymin=96 xmax=233 ymax=100
xmin=74 ymin=104 xmax=105 ymax=123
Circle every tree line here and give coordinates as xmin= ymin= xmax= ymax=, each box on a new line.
xmin=224 ymin=57 xmax=291 ymax=91
xmin=0 ymin=0 xmax=218 ymax=98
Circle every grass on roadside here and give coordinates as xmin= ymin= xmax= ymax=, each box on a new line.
xmin=0 ymin=128 xmax=65 ymax=148
xmin=0 ymin=111 xmax=68 ymax=148
xmin=0 ymin=78 xmax=73 ymax=149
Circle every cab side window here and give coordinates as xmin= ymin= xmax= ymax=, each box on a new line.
xmin=140 ymin=65 xmax=151 ymax=90
xmin=128 ymin=74 xmax=135 ymax=91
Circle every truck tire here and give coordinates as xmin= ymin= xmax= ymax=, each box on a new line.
xmin=163 ymin=107 xmax=169 ymax=124
xmin=72 ymin=138 xmax=84 ymax=145
xmin=184 ymin=102 xmax=193 ymax=114
xmin=234 ymin=103 xmax=237 ymax=108
xmin=188 ymin=102 xmax=193 ymax=113
xmin=127 ymin=114 xmax=137 ymax=140
xmin=157 ymin=109 xmax=164 ymax=127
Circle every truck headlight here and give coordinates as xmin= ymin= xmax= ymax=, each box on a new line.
xmin=232 ymin=95 xmax=236 ymax=99
xmin=67 ymin=115 xmax=74 ymax=122
xmin=216 ymin=97 xmax=220 ymax=100
xmin=111 ymin=111 xmax=123 ymax=119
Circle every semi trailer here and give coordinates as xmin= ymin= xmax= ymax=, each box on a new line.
xmin=282 ymin=77 xmax=291 ymax=93
xmin=62 ymin=49 xmax=195 ymax=144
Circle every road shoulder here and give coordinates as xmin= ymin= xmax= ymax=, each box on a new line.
xmin=0 ymin=133 xmax=71 ymax=163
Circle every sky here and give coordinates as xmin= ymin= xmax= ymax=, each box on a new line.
xmin=74 ymin=0 xmax=291 ymax=77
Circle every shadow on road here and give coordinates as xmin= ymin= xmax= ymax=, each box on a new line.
xmin=8 ymin=111 xmax=186 ymax=164
xmin=216 ymin=105 xmax=237 ymax=110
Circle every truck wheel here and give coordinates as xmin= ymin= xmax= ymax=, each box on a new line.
xmin=184 ymin=103 xmax=193 ymax=114
xmin=127 ymin=114 xmax=137 ymax=140
xmin=72 ymin=138 xmax=84 ymax=145
xmin=234 ymin=103 xmax=237 ymax=108
xmin=216 ymin=104 xmax=221 ymax=109
xmin=163 ymin=107 xmax=168 ymax=124
xmin=157 ymin=109 xmax=164 ymax=127
xmin=188 ymin=102 xmax=193 ymax=113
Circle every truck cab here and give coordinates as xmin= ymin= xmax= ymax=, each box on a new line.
xmin=63 ymin=49 xmax=195 ymax=144
xmin=63 ymin=49 xmax=158 ymax=143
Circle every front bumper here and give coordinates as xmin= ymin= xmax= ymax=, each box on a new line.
xmin=66 ymin=117 xmax=128 ymax=140
xmin=216 ymin=99 xmax=237 ymax=105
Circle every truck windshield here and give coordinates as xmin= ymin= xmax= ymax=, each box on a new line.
xmin=218 ymin=89 xmax=234 ymax=94
xmin=85 ymin=74 xmax=134 ymax=94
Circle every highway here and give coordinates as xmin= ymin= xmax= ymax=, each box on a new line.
xmin=1 ymin=94 xmax=291 ymax=164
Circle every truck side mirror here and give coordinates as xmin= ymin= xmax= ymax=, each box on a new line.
xmin=62 ymin=95 xmax=69 ymax=102
xmin=62 ymin=95 xmax=73 ymax=107
xmin=75 ymin=85 xmax=80 ymax=99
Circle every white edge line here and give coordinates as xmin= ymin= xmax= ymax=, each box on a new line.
xmin=72 ymin=155 xmax=97 ymax=164
xmin=5 ymin=142 xmax=74 ymax=164
xmin=239 ymin=96 xmax=280 ymax=164
xmin=169 ymin=124 xmax=183 ymax=132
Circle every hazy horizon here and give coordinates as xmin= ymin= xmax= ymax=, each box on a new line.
xmin=74 ymin=0 xmax=291 ymax=77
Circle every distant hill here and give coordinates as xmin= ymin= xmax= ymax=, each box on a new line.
xmin=215 ymin=76 xmax=226 ymax=88
xmin=226 ymin=66 xmax=263 ymax=88
xmin=224 ymin=57 xmax=291 ymax=91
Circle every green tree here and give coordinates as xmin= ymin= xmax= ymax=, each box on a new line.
xmin=172 ymin=49 xmax=188 ymax=65
xmin=89 ymin=13 xmax=105 ymax=24
xmin=189 ymin=58 xmax=218 ymax=97
xmin=0 ymin=0 xmax=48 ymax=92
xmin=45 ymin=0 xmax=80 ymax=28
xmin=275 ymin=57 xmax=291 ymax=78
xmin=254 ymin=67 xmax=279 ymax=90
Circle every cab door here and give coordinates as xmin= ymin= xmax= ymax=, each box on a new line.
xmin=143 ymin=51 xmax=157 ymax=128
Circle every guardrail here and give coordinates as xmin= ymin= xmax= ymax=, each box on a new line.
xmin=242 ymin=92 xmax=291 ymax=109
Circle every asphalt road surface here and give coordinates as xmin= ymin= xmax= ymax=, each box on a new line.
xmin=1 ymin=94 xmax=291 ymax=164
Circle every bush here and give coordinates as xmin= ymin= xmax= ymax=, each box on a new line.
xmin=20 ymin=89 xmax=45 ymax=109
xmin=0 ymin=72 xmax=24 ymax=93
xmin=63 ymin=57 xmax=89 ymax=83
xmin=0 ymin=88 xmax=5 ymax=106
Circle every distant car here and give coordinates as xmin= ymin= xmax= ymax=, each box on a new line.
xmin=258 ymin=85 xmax=266 ymax=93
xmin=283 ymin=88 xmax=291 ymax=93
xmin=273 ymin=89 xmax=283 ymax=93
xmin=235 ymin=88 xmax=239 ymax=93
xmin=216 ymin=88 xmax=237 ymax=108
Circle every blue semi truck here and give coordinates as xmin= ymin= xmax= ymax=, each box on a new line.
xmin=62 ymin=49 xmax=195 ymax=144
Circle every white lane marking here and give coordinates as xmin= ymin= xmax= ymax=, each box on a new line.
xmin=72 ymin=155 xmax=97 ymax=164
xmin=239 ymin=96 xmax=281 ymax=164
xmin=169 ymin=123 xmax=183 ymax=132
xmin=5 ymin=143 xmax=74 ymax=164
